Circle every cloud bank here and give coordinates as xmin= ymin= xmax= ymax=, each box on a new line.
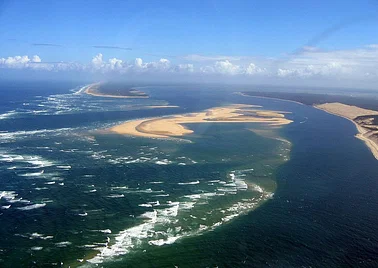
xmin=2 ymin=44 xmax=378 ymax=89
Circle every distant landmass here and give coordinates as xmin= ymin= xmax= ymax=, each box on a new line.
xmin=240 ymin=91 xmax=378 ymax=160
xmin=85 ymin=82 xmax=149 ymax=98
xmin=239 ymin=91 xmax=378 ymax=111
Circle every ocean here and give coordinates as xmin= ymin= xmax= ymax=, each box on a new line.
xmin=1 ymin=81 xmax=378 ymax=267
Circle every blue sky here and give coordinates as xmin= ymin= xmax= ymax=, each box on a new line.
xmin=0 ymin=0 xmax=377 ymax=61
xmin=1 ymin=0 xmax=378 ymax=88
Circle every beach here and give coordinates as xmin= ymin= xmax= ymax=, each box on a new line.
xmin=85 ymin=83 xmax=149 ymax=99
xmin=315 ymin=102 xmax=378 ymax=160
xmin=237 ymin=92 xmax=305 ymax=105
xmin=109 ymin=104 xmax=293 ymax=138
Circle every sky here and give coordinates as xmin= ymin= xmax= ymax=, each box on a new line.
xmin=0 ymin=0 xmax=378 ymax=89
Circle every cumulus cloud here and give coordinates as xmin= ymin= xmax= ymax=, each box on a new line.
xmin=32 ymin=55 xmax=42 ymax=63
xmin=91 ymin=53 xmax=104 ymax=69
xmin=214 ymin=60 xmax=240 ymax=75
xmin=134 ymin=58 xmax=143 ymax=68
xmin=245 ymin=63 xmax=266 ymax=75
xmin=277 ymin=62 xmax=348 ymax=78
xmin=0 ymin=55 xmax=43 ymax=68
xmin=200 ymin=60 xmax=266 ymax=76
xmin=108 ymin=58 xmax=123 ymax=70
xmin=2 ymin=43 xmax=378 ymax=88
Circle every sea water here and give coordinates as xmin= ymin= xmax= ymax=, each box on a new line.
xmin=0 ymin=82 xmax=378 ymax=267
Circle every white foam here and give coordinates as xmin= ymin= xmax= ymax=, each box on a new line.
xmin=217 ymin=187 xmax=237 ymax=192
xmin=0 ymin=191 xmax=18 ymax=201
xmin=0 ymin=110 xmax=18 ymax=120
xmin=139 ymin=204 xmax=153 ymax=208
xmin=55 ymin=241 xmax=72 ymax=247
xmin=84 ymin=171 xmax=272 ymax=265
xmin=21 ymin=233 xmax=53 ymax=240
xmin=106 ymin=194 xmax=124 ymax=198
xmin=184 ymin=194 xmax=201 ymax=200
xmin=153 ymin=194 xmax=169 ymax=197
xmin=18 ymin=170 xmax=45 ymax=177
xmin=0 ymin=127 xmax=74 ymax=141
xmin=179 ymin=202 xmax=195 ymax=210
xmin=34 ymin=187 xmax=48 ymax=190
xmin=148 ymin=236 xmax=181 ymax=246
xmin=155 ymin=159 xmax=172 ymax=165
xmin=7 ymin=166 xmax=17 ymax=170
xmin=178 ymin=180 xmax=200 ymax=185
xmin=17 ymin=203 xmax=46 ymax=210
xmin=86 ymin=205 xmax=183 ymax=264
xmin=56 ymin=165 xmax=71 ymax=169
xmin=251 ymin=184 xmax=264 ymax=193
xmin=110 ymin=186 xmax=128 ymax=190
xmin=25 ymin=158 xmax=54 ymax=168
xmin=73 ymin=85 xmax=90 ymax=95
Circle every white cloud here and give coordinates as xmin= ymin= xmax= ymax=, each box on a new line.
xmin=108 ymin=58 xmax=123 ymax=70
xmin=214 ymin=60 xmax=240 ymax=75
xmin=200 ymin=60 xmax=265 ymax=76
xmin=245 ymin=63 xmax=266 ymax=75
xmin=31 ymin=55 xmax=41 ymax=63
xmin=0 ymin=55 xmax=45 ymax=69
xmin=277 ymin=63 xmax=348 ymax=78
xmin=175 ymin=64 xmax=194 ymax=73
xmin=91 ymin=53 xmax=103 ymax=69
xmin=2 ymin=44 xmax=378 ymax=89
xmin=134 ymin=58 xmax=143 ymax=68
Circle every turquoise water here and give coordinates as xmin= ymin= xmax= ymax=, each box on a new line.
xmin=1 ymin=82 xmax=378 ymax=267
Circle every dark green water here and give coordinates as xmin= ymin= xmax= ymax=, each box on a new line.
xmin=1 ymin=82 xmax=378 ymax=267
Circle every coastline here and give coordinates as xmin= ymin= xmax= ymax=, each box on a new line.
xmin=108 ymin=104 xmax=292 ymax=139
xmin=85 ymin=83 xmax=149 ymax=99
xmin=236 ymin=92 xmax=304 ymax=105
xmin=314 ymin=104 xmax=378 ymax=160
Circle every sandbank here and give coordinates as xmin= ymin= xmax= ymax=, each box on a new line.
xmin=85 ymin=84 xmax=149 ymax=99
xmin=109 ymin=104 xmax=292 ymax=139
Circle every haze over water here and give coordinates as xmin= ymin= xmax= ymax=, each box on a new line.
xmin=1 ymin=82 xmax=378 ymax=267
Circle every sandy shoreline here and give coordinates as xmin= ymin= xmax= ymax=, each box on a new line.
xmin=315 ymin=103 xmax=378 ymax=160
xmin=85 ymin=83 xmax=149 ymax=99
xmin=144 ymin=105 xmax=179 ymax=109
xmin=236 ymin=92 xmax=304 ymax=105
xmin=109 ymin=104 xmax=292 ymax=139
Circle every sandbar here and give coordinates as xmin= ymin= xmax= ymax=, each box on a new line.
xmin=109 ymin=104 xmax=292 ymax=139
xmin=85 ymin=83 xmax=149 ymax=99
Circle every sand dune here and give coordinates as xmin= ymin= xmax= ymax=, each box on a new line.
xmin=315 ymin=102 xmax=378 ymax=160
xmin=109 ymin=104 xmax=292 ymax=139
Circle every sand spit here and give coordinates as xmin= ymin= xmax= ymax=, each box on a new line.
xmin=315 ymin=102 xmax=378 ymax=160
xmin=109 ymin=104 xmax=292 ymax=139
xmin=236 ymin=92 xmax=304 ymax=105
xmin=85 ymin=84 xmax=149 ymax=99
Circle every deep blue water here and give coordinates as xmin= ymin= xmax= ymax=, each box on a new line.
xmin=0 ymin=81 xmax=378 ymax=267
